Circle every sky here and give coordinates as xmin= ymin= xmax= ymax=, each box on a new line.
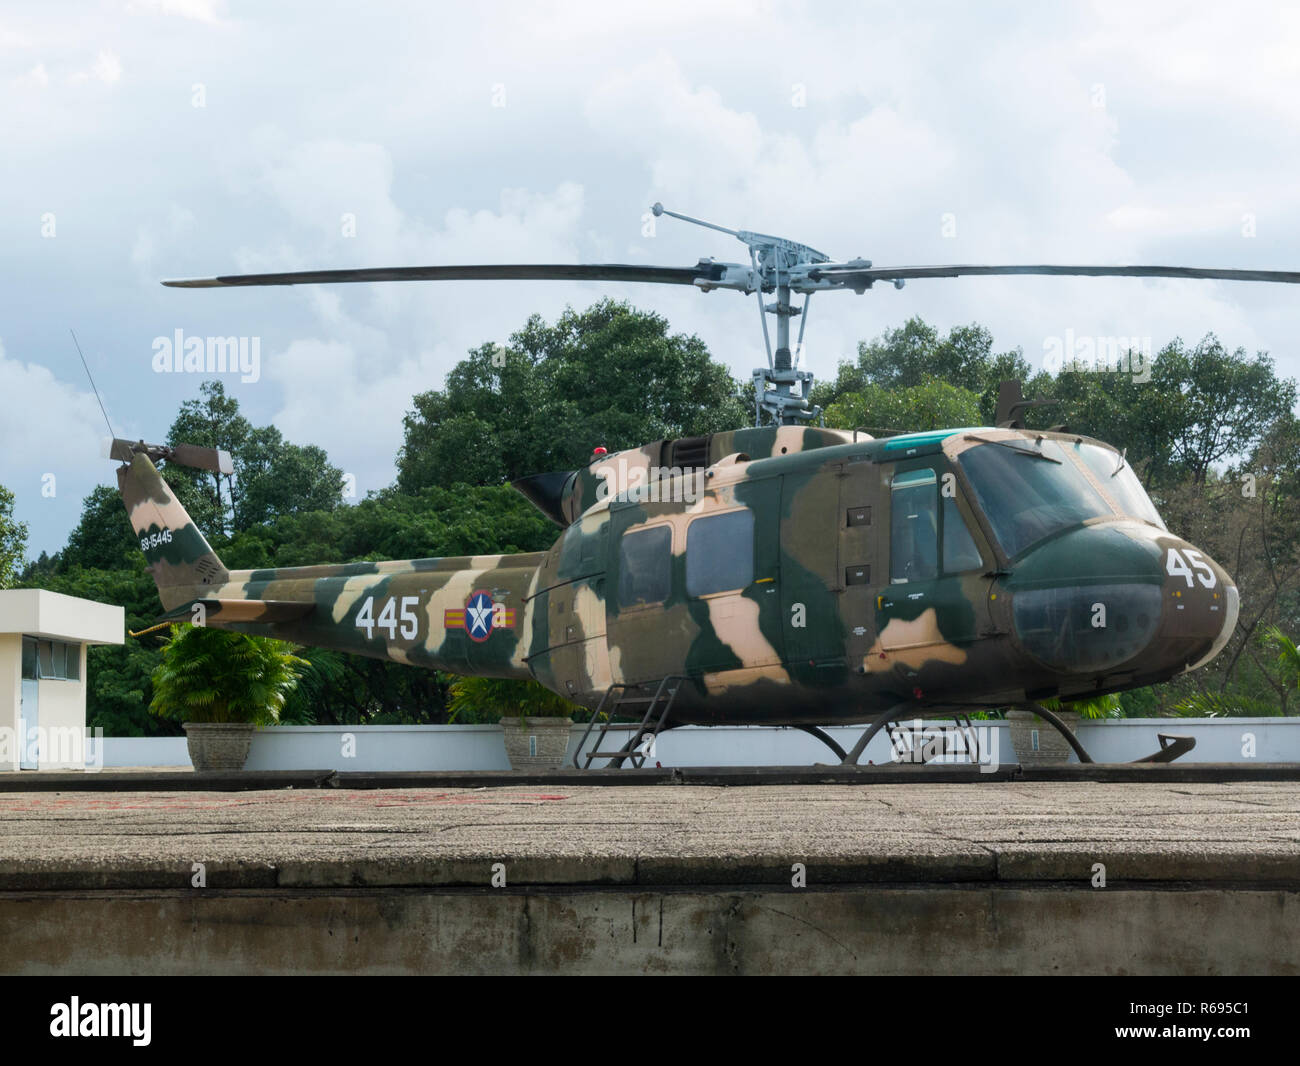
xmin=4 ymin=0 xmax=1300 ymax=556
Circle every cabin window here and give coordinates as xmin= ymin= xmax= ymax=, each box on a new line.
xmin=686 ymin=510 xmax=754 ymax=596
xmin=942 ymin=496 xmax=984 ymax=572
xmin=890 ymin=469 xmax=939 ymax=583
xmin=617 ymin=525 xmax=672 ymax=607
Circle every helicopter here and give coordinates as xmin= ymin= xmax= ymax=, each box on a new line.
xmin=111 ymin=204 xmax=1300 ymax=768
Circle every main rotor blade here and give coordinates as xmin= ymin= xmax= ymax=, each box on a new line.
xmin=811 ymin=263 xmax=1300 ymax=286
xmin=163 ymin=263 xmax=719 ymax=288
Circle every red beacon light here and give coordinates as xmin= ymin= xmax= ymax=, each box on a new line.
xmin=592 ymin=446 xmax=608 ymax=456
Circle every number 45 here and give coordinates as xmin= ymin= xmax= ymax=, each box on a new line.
xmin=1166 ymin=547 xmax=1216 ymax=589
xmin=355 ymin=596 xmax=420 ymax=639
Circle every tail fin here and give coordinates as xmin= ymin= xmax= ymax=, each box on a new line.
xmin=112 ymin=440 xmax=229 ymax=604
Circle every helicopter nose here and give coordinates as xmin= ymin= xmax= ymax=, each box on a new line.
xmin=1151 ymin=539 xmax=1239 ymax=674
xmin=1007 ymin=523 xmax=1237 ymax=679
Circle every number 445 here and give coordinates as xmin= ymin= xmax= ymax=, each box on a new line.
xmin=355 ymin=596 xmax=419 ymax=639
xmin=1165 ymin=547 xmax=1216 ymax=589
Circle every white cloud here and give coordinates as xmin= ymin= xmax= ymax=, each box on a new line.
xmin=4 ymin=0 xmax=1300 ymax=554
xmin=13 ymin=62 xmax=47 ymax=88
xmin=69 ymin=49 xmax=121 ymax=85
xmin=126 ymin=0 xmax=226 ymax=24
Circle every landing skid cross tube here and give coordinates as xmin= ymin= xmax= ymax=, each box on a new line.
xmin=831 ymin=702 xmax=1197 ymax=768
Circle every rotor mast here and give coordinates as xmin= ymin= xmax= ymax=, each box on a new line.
xmin=652 ymin=203 xmax=827 ymax=426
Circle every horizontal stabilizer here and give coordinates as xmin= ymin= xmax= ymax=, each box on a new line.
xmin=159 ymin=598 xmax=316 ymax=625
xmin=107 ymin=438 xmax=233 ymax=475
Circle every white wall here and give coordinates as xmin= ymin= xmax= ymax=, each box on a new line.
xmin=70 ymin=717 xmax=1300 ymax=771
xmin=241 ymin=725 xmax=510 ymax=771
xmin=94 ymin=736 xmax=191 ymax=767
xmin=1076 ymin=717 xmax=1295 ymax=763
xmin=0 ymin=634 xmax=19 ymax=772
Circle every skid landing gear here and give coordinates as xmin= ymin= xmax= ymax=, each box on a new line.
xmin=826 ymin=701 xmax=1197 ymax=767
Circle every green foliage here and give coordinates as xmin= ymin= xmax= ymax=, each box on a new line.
xmin=1170 ymin=690 xmax=1283 ymax=718
xmin=60 ymin=485 xmax=140 ymax=572
xmin=163 ymin=380 xmax=344 ymax=536
xmin=0 ymin=484 xmax=28 ymax=589
xmin=823 ymin=376 xmax=982 ymax=435
xmin=397 ymin=299 xmax=748 ymax=492
xmin=1118 ymin=686 xmax=1163 ymax=718
xmin=1150 ymin=336 xmax=1297 ymax=485
xmin=446 ymin=675 xmax=580 ymax=722
xmin=1042 ymin=693 xmax=1124 ymax=720
xmin=278 ymin=648 xmax=343 ymax=725
xmin=218 ymin=483 xmax=556 ymax=570
xmin=1262 ymin=626 xmax=1300 ymax=693
xmin=149 ymin=624 xmax=307 ymax=725
xmin=231 ymin=425 xmax=345 ymax=531
xmin=814 ymin=318 xmax=1034 ymax=423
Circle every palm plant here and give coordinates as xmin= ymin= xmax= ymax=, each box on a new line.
xmin=1039 ymin=693 xmax=1124 ymax=719
xmin=149 ymin=624 xmax=308 ymax=725
xmin=1262 ymin=626 xmax=1300 ymax=696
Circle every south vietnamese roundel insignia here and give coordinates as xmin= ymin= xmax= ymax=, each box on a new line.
xmin=445 ymin=589 xmax=515 ymax=643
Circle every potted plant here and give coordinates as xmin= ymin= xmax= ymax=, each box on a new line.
xmin=1006 ymin=694 xmax=1122 ymax=765
xmin=447 ymin=676 xmax=579 ymax=769
xmin=150 ymin=624 xmax=307 ymax=772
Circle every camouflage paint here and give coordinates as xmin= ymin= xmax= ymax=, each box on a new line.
xmin=117 ymin=422 xmax=1238 ymax=727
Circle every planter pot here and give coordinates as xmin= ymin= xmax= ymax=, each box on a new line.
xmin=1006 ymin=708 xmax=1081 ymax=765
xmin=500 ymin=717 xmax=573 ymax=769
xmin=183 ymin=722 xmax=256 ymax=772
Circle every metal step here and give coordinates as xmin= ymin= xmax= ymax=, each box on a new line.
xmin=575 ymin=676 xmax=686 ymax=770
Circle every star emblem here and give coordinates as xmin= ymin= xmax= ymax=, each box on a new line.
xmin=466 ymin=594 xmax=493 ymax=638
xmin=446 ymin=589 xmax=514 ymax=643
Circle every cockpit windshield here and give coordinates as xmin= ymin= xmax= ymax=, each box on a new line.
xmin=1068 ymin=441 xmax=1166 ymax=529
xmin=957 ymin=439 xmax=1112 ymax=558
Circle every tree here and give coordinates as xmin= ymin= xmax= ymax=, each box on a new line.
xmin=232 ymin=425 xmax=345 ymax=530
xmin=1149 ymin=336 xmax=1297 ymax=485
xmin=164 ymin=380 xmax=343 ymax=535
xmin=164 ymin=380 xmax=251 ymax=534
xmin=60 ymin=485 xmax=140 ymax=572
xmin=823 ymin=377 xmax=982 ymax=434
xmin=397 ymin=300 xmax=748 ymax=492
xmin=815 ymin=317 xmax=1034 ymax=422
xmin=0 ymin=484 xmax=27 ymax=589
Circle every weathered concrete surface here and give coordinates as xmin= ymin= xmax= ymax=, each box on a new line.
xmin=1 ymin=782 xmax=1298 ymax=973
xmin=5 ymin=762 xmax=1300 ymax=791
xmin=5 ymin=886 xmax=1297 ymax=975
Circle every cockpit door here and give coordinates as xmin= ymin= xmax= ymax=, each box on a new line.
xmin=878 ymin=462 xmax=990 ymax=666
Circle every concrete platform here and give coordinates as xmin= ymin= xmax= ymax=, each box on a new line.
xmin=2 ymin=780 xmax=1299 ymax=974
xmin=4 ymin=761 xmax=1300 ymax=790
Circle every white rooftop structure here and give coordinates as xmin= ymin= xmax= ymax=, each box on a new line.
xmin=0 ymin=589 xmax=124 ymax=770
